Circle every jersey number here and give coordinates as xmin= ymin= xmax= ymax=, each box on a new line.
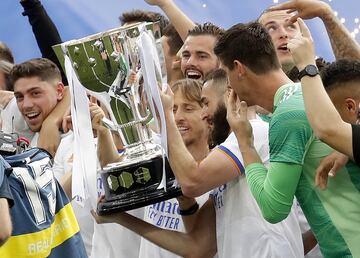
xmin=12 ymin=157 xmax=56 ymax=225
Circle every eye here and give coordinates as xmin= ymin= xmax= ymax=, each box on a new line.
xmin=199 ymin=54 xmax=208 ymax=59
xmin=15 ymin=95 xmax=23 ymax=102
xmin=266 ymin=25 xmax=276 ymax=33
xmin=182 ymin=52 xmax=190 ymax=59
xmin=32 ymin=91 xmax=41 ymax=97
xmin=287 ymin=24 xmax=297 ymax=30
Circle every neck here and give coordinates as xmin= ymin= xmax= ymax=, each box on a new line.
xmin=186 ymin=139 xmax=209 ymax=162
xmin=249 ymin=68 xmax=292 ymax=112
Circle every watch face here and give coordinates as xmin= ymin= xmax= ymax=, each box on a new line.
xmin=305 ymin=65 xmax=319 ymax=76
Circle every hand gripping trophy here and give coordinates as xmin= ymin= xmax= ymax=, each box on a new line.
xmin=54 ymin=22 xmax=181 ymax=215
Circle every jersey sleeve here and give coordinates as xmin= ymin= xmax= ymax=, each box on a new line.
xmin=0 ymin=162 xmax=14 ymax=207
xmin=245 ymin=162 xmax=302 ymax=223
xmin=217 ymin=119 xmax=270 ymax=174
xmin=269 ymin=108 xmax=312 ymax=165
xmin=352 ymin=124 xmax=360 ymax=166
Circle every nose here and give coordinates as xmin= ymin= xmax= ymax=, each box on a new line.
xmin=22 ymin=96 xmax=34 ymax=109
xmin=174 ymin=109 xmax=185 ymax=123
xmin=278 ymin=25 xmax=288 ymax=39
xmin=185 ymin=54 xmax=197 ymax=68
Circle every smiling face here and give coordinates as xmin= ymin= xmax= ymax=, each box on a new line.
xmin=259 ymin=10 xmax=300 ymax=71
xmin=181 ymin=35 xmax=219 ymax=80
xmin=173 ymin=89 xmax=208 ymax=147
xmin=14 ymin=76 xmax=64 ymax=132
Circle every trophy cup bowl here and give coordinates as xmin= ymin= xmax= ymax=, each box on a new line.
xmin=53 ymin=22 xmax=182 ymax=215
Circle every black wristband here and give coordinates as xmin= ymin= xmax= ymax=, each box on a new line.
xmin=179 ymin=202 xmax=199 ymax=216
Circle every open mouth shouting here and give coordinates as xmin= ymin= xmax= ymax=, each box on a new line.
xmin=185 ymin=69 xmax=203 ymax=80
xmin=24 ymin=111 xmax=41 ymax=125
xmin=277 ymin=43 xmax=290 ymax=53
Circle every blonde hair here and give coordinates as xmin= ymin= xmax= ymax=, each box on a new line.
xmin=171 ymin=79 xmax=203 ymax=106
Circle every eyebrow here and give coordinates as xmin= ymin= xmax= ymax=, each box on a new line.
xmin=195 ymin=51 xmax=210 ymax=56
xmin=14 ymin=86 xmax=42 ymax=95
xmin=264 ymin=21 xmax=277 ymax=27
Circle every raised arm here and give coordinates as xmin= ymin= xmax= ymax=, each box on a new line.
xmin=270 ymin=0 xmax=360 ymax=60
xmin=20 ymin=0 xmax=67 ymax=84
xmin=37 ymin=86 xmax=69 ymax=157
xmin=160 ymin=85 xmax=239 ymax=197
xmin=144 ymin=0 xmax=195 ymax=41
xmin=288 ymin=18 xmax=354 ymax=159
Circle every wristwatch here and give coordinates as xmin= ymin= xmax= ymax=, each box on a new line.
xmin=297 ymin=64 xmax=319 ymax=81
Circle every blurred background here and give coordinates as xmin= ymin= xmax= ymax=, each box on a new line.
xmin=1 ymin=0 xmax=359 ymax=63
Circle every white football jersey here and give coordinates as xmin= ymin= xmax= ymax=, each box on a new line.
xmin=212 ymin=119 xmax=303 ymax=258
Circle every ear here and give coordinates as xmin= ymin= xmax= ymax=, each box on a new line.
xmin=233 ymin=60 xmax=246 ymax=77
xmin=344 ymin=98 xmax=357 ymax=115
xmin=56 ymin=82 xmax=65 ymax=101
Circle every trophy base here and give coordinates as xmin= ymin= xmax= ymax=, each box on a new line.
xmin=97 ymin=151 xmax=182 ymax=215
xmin=97 ymin=183 xmax=182 ymax=215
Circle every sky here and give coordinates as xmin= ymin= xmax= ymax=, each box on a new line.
xmin=0 ymin=0 xmax=359 ymax=63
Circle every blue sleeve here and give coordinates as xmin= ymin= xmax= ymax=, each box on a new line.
xmin=0 ymin=166 xmax=14 ymax=208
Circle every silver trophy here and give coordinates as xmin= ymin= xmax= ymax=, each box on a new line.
xmin=53 ymin=22 xmax=181 ymax=215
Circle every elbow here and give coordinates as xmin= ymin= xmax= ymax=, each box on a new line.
xmin=181 ymin=184 xmax=202 ymax=198
xmin=180 ymin=180 xmax=206 ymax=198
xmin=314 ymin=127 xmax=335 ymax=144
xmin=262 ymin=210 xmax=288 ymax=224
xmin=0 ymin=228 xmax=12 ymax=247
xmin=311 ymin=120 xmax=338 ymax=142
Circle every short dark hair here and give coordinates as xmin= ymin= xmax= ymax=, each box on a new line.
xmin=0 ymin=42 xmax=15 ymax=64
xmin=188 ymin=22 xmax=224 ymax=40
xmin=10 ymin=58 xmax=62 ymax=85
xmin=204 ymin=68 xmax=227 ymax=84
xmin=162 ymin=24 xmax=183 ymax=56
xmin=171 ymin=79 xmax=203 ymax=106
xmin=214 ymin=22 xmax=280 ymax=74
xmin=321 ymin=59 xmax=360 ymax=91
xmin=119 ymin=9 xmax=169 ymax=35
xmin=204 ymin=69 xmax=227 ymax=95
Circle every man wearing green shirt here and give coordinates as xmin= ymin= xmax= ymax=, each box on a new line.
xmin=214 ymin=21 xmax=360 ymax=257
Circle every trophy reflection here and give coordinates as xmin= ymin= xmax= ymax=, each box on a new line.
xmin=54 ymin=22 xmax=181 ymax=215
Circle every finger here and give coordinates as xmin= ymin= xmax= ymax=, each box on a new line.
xmin=268 ymin=2 xmax=295 ymax=11
xmin=315 ymin=166 xmax=328 ymax=190
xmin=90 ymin=95 xmax=97 ymax=104
xmin=329 ymin=161 xmax=341 ymax=177
xmin=319 ymin=172 xmax=328 ymax=190
xmin=239 ymin=101 xmax=248 ymax=119
xmin=62 ymin=116 xmax=72 ymax=133
xmin=227 ymin=89 xmax=237 ymax=112
xmin=286 ymin=9 xmax=297 ymax=14
xmin=297 ymin=18 xmax=312 ymax=40
xmin=289 ymin=14 xmax=301 ymax=24
xmin=315 ymin=162 xmax=331 ymax=189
